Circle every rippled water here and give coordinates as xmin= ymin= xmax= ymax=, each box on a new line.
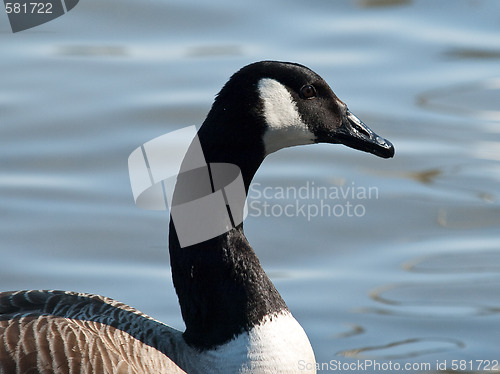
xmin=1 ymin=0 xmax=500 ymax=372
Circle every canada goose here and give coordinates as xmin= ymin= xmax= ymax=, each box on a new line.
xmin=0 ymin=61 xmax=394 ymax=373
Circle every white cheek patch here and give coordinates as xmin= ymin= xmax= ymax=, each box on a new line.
xmin=258 ymin=78 xmax=316 ymax=155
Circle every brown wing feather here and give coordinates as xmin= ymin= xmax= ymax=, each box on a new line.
xmin=0 ymin=291 xmax=187 ymax=374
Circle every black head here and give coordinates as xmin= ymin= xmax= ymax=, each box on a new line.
xmin=197 ymin=61 xmax=394 ymax=188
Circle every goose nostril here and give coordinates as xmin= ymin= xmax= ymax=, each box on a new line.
xmin=351 ymin=121 xmax=370 ymax=138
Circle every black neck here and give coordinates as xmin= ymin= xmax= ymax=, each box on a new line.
xmin=168 ymin=99 xmax=288 ymax=350
xmin=168 ymin=223 xmax=288 ymax=349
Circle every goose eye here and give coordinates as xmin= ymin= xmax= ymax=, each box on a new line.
xmin=300 ymin=85 xmax=316 ymax=99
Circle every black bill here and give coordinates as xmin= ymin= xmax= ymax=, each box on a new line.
xmin=336 ymin=110 xmax=395 ymax=159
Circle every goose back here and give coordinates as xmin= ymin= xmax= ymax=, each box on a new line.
xmin=0 ymin=290 xmax=187 ymax=373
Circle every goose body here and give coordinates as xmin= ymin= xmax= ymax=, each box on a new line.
xmin=0 ymin=61 xmax=394 ymax=373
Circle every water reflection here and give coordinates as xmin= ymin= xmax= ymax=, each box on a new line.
xmin=370 ymin=279 xmax=500 ymax=316
xmin=404 ymin=250 xmax=500 ymax=273
xmin=339 ymin=337 xmax=464 ymax=359
xmin=471 ymin=140 xmax=500 ymax=162
xmin=418 ymin=78 xmax=500 ymax=121
xmin=356 ymin=305 xmax=487 ymax=318
xmin=406 ymin=168 xmax=442 ymax=184
xmin=355 ymin=0 xmax=411 ymax=8
xmin=185 ymin=45 xmax=242 ymax=57
xmin=334 ymin=324 xmax=365 ymax=339
xmin=55 ymin=45 xmax=129 ymax=57
xmin=437 ymin=206 xmax=500 ymax=229
xmin=444 ymin=48 xmax=500 ymax=60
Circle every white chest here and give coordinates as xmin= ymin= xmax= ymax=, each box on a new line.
xmin=177 ymin=312 xmax=317 ymax=374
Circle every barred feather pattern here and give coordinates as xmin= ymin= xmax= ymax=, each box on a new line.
xmin=0 ymin=290 xmax=187 ymax=374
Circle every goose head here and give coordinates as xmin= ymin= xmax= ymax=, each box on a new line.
xmin=197 ymin=61 xmax=394 ymax=188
